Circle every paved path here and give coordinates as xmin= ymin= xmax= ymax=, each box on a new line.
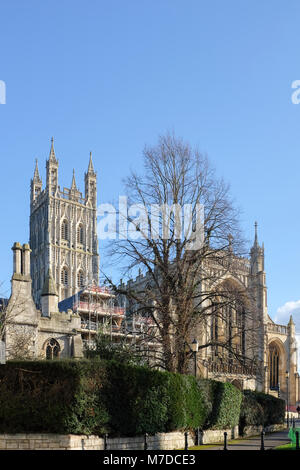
xmin=200 ymin=422 xmax=298 ymax=451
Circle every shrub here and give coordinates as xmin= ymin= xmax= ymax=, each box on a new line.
xmin=101 ymin=360 xmax=171 ymax=436
xmin=206 ymin=381 xmax=243 ymax=430
xmin=243 ymin=390 xmax=285 ymax=426
xmin=0 ymin=359 xmax=250 ymax=437
xmin=0 ymin=359 xmax=109 ymax=435
xmin=166 ymin=373 xmax=207 ymax=432
xmin=239 ymin=392 xmax=264 ymax=435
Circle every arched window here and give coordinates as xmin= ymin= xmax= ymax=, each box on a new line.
xmin=61 ymin=219 xmax=69 ymax=241
xmin=77 ymin=270 xmax=84 ymax=288
xmin=77 ymin=224 xmax=84 ymax=244
xmin=61 ymin=267 xmax=69 ymax=286
xmin=45 ymin=338 xmax=60 ymax=360
xmin=269 ymin=343 xmax=280 ymax=389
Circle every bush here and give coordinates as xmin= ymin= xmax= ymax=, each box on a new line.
xmin=0 ymin=359 xmax=109 ymax=435
xmin=239 ymin=392 xmax=264 ymax=435
xmin=101 ymin=360 xmax=171 ymax=436
xmin=243 ymin=390 xmax=285 ymax=426
xmin=0 ymin=359 xmax=249 ymax=436
xmin=166 ymin=373 xmax=207 ymax=432
xmin=206 ymin=381 xmax=243 ymax=430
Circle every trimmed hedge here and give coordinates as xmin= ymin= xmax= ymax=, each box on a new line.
xmin=166 ymin=372 xmax=208 ymax=432
xmin=243 ymin=390 xmax=285 ymax=426
xmin=101 ymin=361 xmax=209 ymax=435
xmin=1 ymin=359 xmax=275 ymax=437
xmin=208 ymin=381 xmax=243 ymax=429
xmin=101 ymin=360 xmax=170 ymax=435
xmin=0 ymin=359 xmax=109 ymax=435
xmin=239 ymin=392 xmax=264 ymax=435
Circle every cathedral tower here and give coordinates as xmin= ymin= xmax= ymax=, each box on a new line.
xmin=30 ymin=139 xmax=99 ymax=306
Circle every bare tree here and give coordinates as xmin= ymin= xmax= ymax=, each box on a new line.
xmin=103 ymin=133 xmax=261 ymax=374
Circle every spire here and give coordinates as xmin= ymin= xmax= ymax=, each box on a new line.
xmin=49 ymin=137 xmax=57 ymax=163
xmin=33 ymin=159 xmax=41 ymax=182
xmin=250 ymin=220 xmax=265 ymax=274
xmin=41 ymin=268 xmax=58 ymax=297
xmin=288 ymin=315 xmax=295 ymax=326
xmin=71 ymin=169 xmax=77 ymax=190
xmin=254 ymin=221 xmax=258 ymax=247
xmin=87 ymin=151 xmax=95 ymax=174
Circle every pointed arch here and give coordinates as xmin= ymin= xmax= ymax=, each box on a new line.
xmin=77 ymin=223 xmax=84 ymax=244
xmin=77 ymin=270 xmax=85 ymax=288
xmin=210 ymin=277 xmax=250 ymax=360
xmin=61 ymin=219 xmax=69 ymax=241
xmin=268 ymin=339 xmax=285 ymax=391
xmin=61 ymin=266 xmax=69 ymax=286
xmin=44 ymin=338 xmax=60 ymax=360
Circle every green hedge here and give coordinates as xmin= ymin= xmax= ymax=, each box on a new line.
xmin=239 ymin=392 xmax=264 ymax=435
xmin=243 ymin=390 xmax=285 ymax=426
xmin=101 ymin=360 xmax=170 ymax=436
xmin=166 ymin=373 xmax=207 ymax=432
xmin=0 ymin=360 xmax=109 ymax=435
xmin=0 ymin=359 xmax=245 ymax=436
xmin=207 ymin=381 xmax=243 ymax=429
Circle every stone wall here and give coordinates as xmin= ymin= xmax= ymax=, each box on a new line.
xmin=199 ymin=426 xmax=239 ymax=444
xmin=0 ymin=432 xmax=191 ymax=451
xmin=0 ymin=423 xmax=285 ymax=450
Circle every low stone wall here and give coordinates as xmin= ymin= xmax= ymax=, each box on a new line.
xmin=199 ymin=426 xmax=239 ymax=444
xmin=0 ymin=431 xmax=192 ymax=451
xmin=241 ymin=425 xmax=263 ymax=437
xmin=0 ymin=423 xmax=285 ymax=450
xmin=264 ymin=423 xmax=286 ymax=433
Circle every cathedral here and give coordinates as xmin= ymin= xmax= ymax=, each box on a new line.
xmin=1 ymin=139 xmax=299 ymax=408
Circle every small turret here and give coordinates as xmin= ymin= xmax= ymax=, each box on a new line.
xmin=87 ymin=151 xmax=96 ymax=175
xmin=249 ymin=221 xmax=268 ymax=325
xmin=85 ymin=151 xmax=97 ymax=207
xmin=31 ymin=159 xmax=43 ymax=202
xmin=70 ymin=169 xmax=77 ymax=191
xmin=46 ymin=137 xmax=59 ymax=194
xmin=250 ymin=221 xmax=264 ymax=275
xmin=49 ymin=136 xmax=58 ymax=164
xmin=41 ymin=268 xmax=58 ymax=317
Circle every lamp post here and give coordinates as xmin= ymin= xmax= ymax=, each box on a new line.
xmin=191 ymin=339 xmax=199 ymax=377
xmin=286 ymin=370 xmax=290 ymax=428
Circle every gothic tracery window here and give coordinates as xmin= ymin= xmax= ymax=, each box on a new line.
xmin=61 ymin=267 xmax=69 ymax=286
xmin=77 ymin=224 xmax=84 ymax=244
xmin=77 ymin=270 xmax=84 ymax=288
xmin=45 ymin=338 xmax=60 ymax=360
xmin=61 ymin=219 xmax=69 ymax=241
xmin=269 ymin=343 xmax=280 ymax=389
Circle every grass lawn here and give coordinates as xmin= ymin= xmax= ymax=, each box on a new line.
xmin=274 ymin=443 xmax=296 ymax=450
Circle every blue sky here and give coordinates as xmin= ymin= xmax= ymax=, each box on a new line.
xmin=0 ymin=0 xmax=300 ymax=332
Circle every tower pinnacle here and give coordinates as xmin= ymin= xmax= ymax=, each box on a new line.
xmin=49 ymin=137 xmax=57 ymax=163
xmin=71 ymin=169 xmax=77 ymax=190
xmin=254 ymin=221 xmax=258 ymax=246
xmin=88 ymin=151 xmax=95 ymax=174
xmin=33 ymin=159 xmax=41 ymax=183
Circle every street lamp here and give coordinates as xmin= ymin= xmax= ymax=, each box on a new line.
xmin=286 ymin=370 xmax=290 ymax=428
xmin=191 ymin=339 xmax=199 ymax=378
